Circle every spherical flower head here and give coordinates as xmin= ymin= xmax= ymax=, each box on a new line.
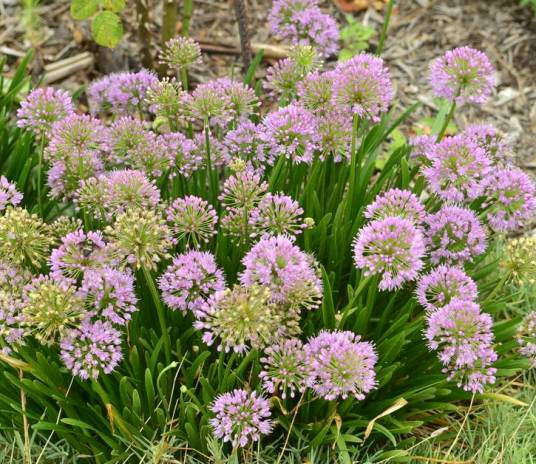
xmin=425 ymin=300 xmax=497 ymax=393
xmin=158 ymin=251 xmax=225 ymax=316
xmin=222 ymin=121 xmax=269 ymax=168
xmin=249 ymin=193 xmax=308 ymax=238
xmin=240 ymin=235 xmax=322 ymax=310
xmin=462 ymin=123 xmax=511 ymax=166
xmin=424 ymin=206 xmax=487 ymax=265
xmin=50 ymin=230 xmax=110 ymax=281
xmin=108 ymin=117 xmax=169 ymax=178
xmin=516 ymin=311 xmax=536 ymax=367
xmin=501 ymin=237 xmax=536 ymax=286
xmin=192 ymin=130 xmax=230 ymax=168
xmin=195 ymin=285 xmax=299 ymax=353
xmin=416 ymin=265 xmax=478 ymax=312
xmin=220 ymin=169 xmax=268 ymax=210
xmin=79 ymin=267 xmax=138 ymax=325
xmin=0 ymin=261 xmax=32 ymax=296
xmin=409 ymin=135 xmax=436 ymax=164
xmin=185 ymin=82 xmax=232 ymax=125
xmin=264 ymin=57 xmax=307 ymax=100
xmin=207 ymin=78 xmax=259 ymax=126
xmin=105 ymin=209 xmax=172 ymax=271
xmin=60 ymin=319 xmax=122 ymax=380
xmin=332 ymin=53 xmax=394 ymax=122
xmin=353 ymin=217 xmax=425 ymax=291
xmin=22 ymin=275 xmax=84 ymax=346
xmin=365 ymin=188 xmax=425 ymax=226
xmin=146 ymin=78 xmax=189 ymax=126
xmin=0 ymin=207 xmax=54 ymax=269
xmin=166 ymin=196 xmax=218 ymax=248
xmin=316 ymin=109 xmax=353 ymax=162
xmin=45 ymin=114 xmax=110 ymax=163
xmin=160 ymin=132 xmax=200 ymax=177
xmin=159 ymin=36 xmax=202 ymax=70
xmin=17 ymin=87 xmax=74 ymax=135
xmin=422 ymin=134 xmax=491 ymax=202
xmin=297 ymin=71 xmax=335 ymax=114
xmin=429 ymin=47 xmax=495 ymax=105
xmin=50 ymin=216 xmax=83 ymax=241
xmin=260 ymin=104 xmax=320 ymax=164
xmin=304 ymin=330 xmax=377 ymax=400
xmin=0 ymin=176 xmax=23 ymax=211
xmin=210 ymin=389 xmax=273 ymax=448
xmin=47 ymin=151 xmax=104 ymax=201
xmin=480 ymin=167 xmax=536 ymax=233
xmin=268 ymin=0 xmax=319 ymax=34
xmin=260 ymin=338 xmax=307 ymax=399
xmin=0 ymin=291 xmax=26 ymax=353
xmin=87 ymin=75 xmax=113 ymax=115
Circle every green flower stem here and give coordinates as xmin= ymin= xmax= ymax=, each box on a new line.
xmin=37 ymin=135 xmax=45 ymax=217
xmin=180 ymin=68 xmax=189 ymax=92
xmin=376 ymin=0 xmax=394 ymax=56
xmin=436 ymin=87 xmax=461 ymax=142
xmin=204 ymin=124 xmax=218 ymax=206
xmin=346 ymin=115 xmax=360 ymax=218
xmin=142 ymin=265 xmax=172 ymax=364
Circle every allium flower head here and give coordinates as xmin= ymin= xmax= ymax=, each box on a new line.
xmin=430 ymin=47 xmax=495 ymax=105
xmin=0 ymin=261 xmax=32 ymax=295
xmin=105 ymin=209 xmax=173 ymax=270
xmin=304 ymin=330 xmax=377 ymax=400
xmin=480 ymin=168 xmax=536 ymax=233
xmin=0 ymin=207 xmax=54 ymax=268
xmin=76 ymin=170 xmax=161 ymax=222
xmin=207 ymin=78 xmax=259 ymax=125
xmin=516 ymin=311 xmax=536 ymax=367
xmin=297 ymin=71 xmax=335 ymax=114
xmin=166 ymin=196 xmax=218 ymax=247
xmin=425 ymin=300 xmax=497 ymax=392
xmin=260 ymin=338 xmax=307 ymax=399
xmin=79 ymin=267 xmax=138 ymax=325
xmin=145 ymin=78 xmax=189 ymax=125
xmin=424 ymin=206 xmax=487 ymax=265
xmin=0 ymin=291 xmax=25 ymax=353
xmin=17 ymin=87 xmax=74 ymax=135
xmin=365 ymin=188 xmax=425 ymax=225
xmin=158 ymin=251 xmax=225 ymax=316
xmin=192 ymin=130 xmax=230 ymax=168
xmin=195 ymin=285 xmax=299 ymax=353
xmin=409 ymin=135 xmax=436 ymax=164
xmin=240 ymin=235 xmax=322 ymax=310
xmin=159 ymin=36 xmax=202 ymax=70
xmin=50 ymin=216 xmax=83 ymax=241
xmin=222 ymin=121 xmax=269 ymax=168
xmin=160 ymin=132 xmax=200 ymax=177
xmin=462 ymin=123 xmax=511 ymax=166
xmin=210 ymin=389 xmax=273 ymax=448
xmin=220 ymin=169 xmax=268 ymax=210
xmin=22 ymin=276 xmax=84 ymax=345
xmin=316 ymin=110 xmax=353 ymax=162
xmin=45 ymin=114 xmax=109 ymax=163
xmin=416 ymin=265 xmax=478 ymax=312
xmin=501 ymin=237 xmax=536 ymax=286
xmin=50 ymin=230 xmax=110 ymax=281
xmin=423 ymin=134 xmax=491 ymax=202
xmin=60 ymin=320 xmax=122 ymax=380
xmin=0 ymin=176 xmax=23 ymax=211
xmin=249 ymin=193 xmax=308 ymax=238
xmin=260 ymin=104 xmax=320 ymax=164
xmin=353 ymin=217 xmax=425 ymax=291
xmin=264 ymin=57 xmax=308 ymax=100
xmin=332 ymin=53 xmax=394 ymax=122
xmin=185 ymin=82 xmax=232 ymax=125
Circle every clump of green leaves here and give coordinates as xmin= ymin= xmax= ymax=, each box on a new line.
xmin=339 ymin=15 xmax=375 ymax=61
xmin=70 ymin=0 xmax=126 ymax=48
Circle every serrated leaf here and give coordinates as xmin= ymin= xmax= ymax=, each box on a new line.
xmin=70 ymin=0 xmax=99 ymax=20
xmin=91 ymin=11 xmax=123 ymax=48
xmin=103 ymin=0 xmax=126 ymax=12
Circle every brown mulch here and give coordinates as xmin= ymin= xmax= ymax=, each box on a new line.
xmin=1 ymin=0 xmax=535 ymax=163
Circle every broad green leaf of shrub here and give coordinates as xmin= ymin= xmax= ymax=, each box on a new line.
xmin=91 ymin=11 xmax=123 ymax=48
xmin=103 ymin=0 xmax=126 ymax=13
xmin=70 ymin=0 xmax=99 ymax=20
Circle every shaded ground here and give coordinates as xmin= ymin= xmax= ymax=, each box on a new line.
xmin=1 ymin=0 xmax=535 ymax=162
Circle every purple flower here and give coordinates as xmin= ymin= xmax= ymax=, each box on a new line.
xmin=462 ymin=123 xmax=511 ymax=166
xmin=316 ymin=110 xmax=353 ymax=162
xmin=249 ymin=193 xmax=307 ymax=238
xmin=409 ymin=135 xmax=436 ymax=163
xmin=260 ymin=338 xmax=307 ymax=399
xmin=17 ymin=87 xmax=74 ymax=135
xmin=480 ymin=167 xmax=536 ymax=233
xmin=331 ymin=53 xmax=394 ymax=122
xmin=159 ymin=36 xmax=202 ymax=70
xmin=416 ymin=265 xmax=478 ymax=312
xmin=264 ymin=57 xmax=306 ymax=100
xmin=425 ymin=300 xmax=497 ymax=393
xmin=210 ymin=389 xmax=273 ymax=447
xmin=353 ymin=217 xmax=426 ymax=291
xmin=304 ymin=330 xmax=377 ymax=400
xmin=192 ymin=130 xmax=230 ymax=168
xmin=222 ymin=120 xmax=269 ymax=168
xmin=365 ymin=188 xmax=425 ymax=225
xmin=422 ymin=134 xmax=491 ymax=202
xmin=240 ymin=235 xmax=322 ymax=310
xmin=160 ymin=132 xmax=200 ymax=177
xmin=297 ymin=71 xmax=335 ymax=114
xmin=79 ymin=267 xmax=138 ymax=325
xmin=184 ymin=82 xmax=232 ymax=125
xmin=60 ymin=319 xmax=122 ymax=380
xmin=516 ymin=311 xmax=536 ymax=367
xmin=260 ymin=104 xmax=320 ymax=164
xmin=429 ymin=47 xmax=495 ymax=105
xmin=49 ymin=230 xmax=110 ymax=281
xmin=0 ymin=176 xmax=23 ymax=211
xmin=158 ymin=251 xmax=225 ymax=316
xmin=0 ymin=293 xmax=25 ymax=353
xmin=206 ymin=78 xmax=259 ymax=126
xmin=424 ymin=206 xmax=487 ymax=265
xmin=166 ymin=196 xmax=218 ymax=247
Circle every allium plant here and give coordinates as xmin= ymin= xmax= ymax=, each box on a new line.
xmin=516 ymin=311 xmax=536 ymax=367
xmin=5 ymin=31 xmax=535 ymax=460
